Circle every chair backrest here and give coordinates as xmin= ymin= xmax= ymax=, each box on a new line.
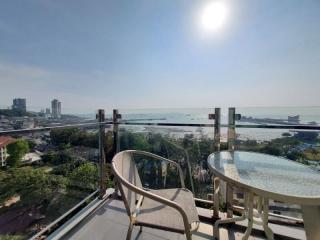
xmin=112 ymin=151 xmax=142 ymax=216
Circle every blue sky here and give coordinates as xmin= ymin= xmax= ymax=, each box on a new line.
xmin=0 ymin=0 xmax=319 ymax=113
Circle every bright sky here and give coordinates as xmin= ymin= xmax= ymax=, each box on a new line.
xmin=0 ymin=0 xmax=319 ymax=113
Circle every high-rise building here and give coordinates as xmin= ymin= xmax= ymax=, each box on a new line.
xmin=51 ymin=99 xmax=62 ymax=119
xmin=12 ymin=98 xmax=26 ymax=112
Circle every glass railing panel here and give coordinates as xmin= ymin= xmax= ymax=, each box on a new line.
xmin=235 ymin=128 xmax=320 ymax=167
xmin=118 ymin=108 xmax=220 ymax=124
xmin=0 ymin=125 xmax=101 ymax=239
xmin=236 ymin=106 xmax=320 ymax=126
xmin=234 ymin=128 xmax=320 ymax=219
xmin=118 ymin=125 xmax=216 ymax=199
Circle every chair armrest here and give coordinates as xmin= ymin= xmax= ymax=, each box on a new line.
xmin=125 ymin=150 xmax=186 ymax=188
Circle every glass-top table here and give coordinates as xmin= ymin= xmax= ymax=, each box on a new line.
xmin=207 ymin=151 xmax=320 ymax=240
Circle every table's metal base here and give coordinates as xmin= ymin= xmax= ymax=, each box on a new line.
xmin=301 ymin=205 xmax=320 ymax=240
xmin=213 ymin=178 xmax=274 ymax=240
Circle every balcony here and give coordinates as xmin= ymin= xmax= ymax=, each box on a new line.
xmin=0 ymin=107 xmax=319 ymax=240
xmin=47 ymin=190 xmax=306 ymax=240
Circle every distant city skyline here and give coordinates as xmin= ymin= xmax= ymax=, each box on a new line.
xmin=0 ymin=0 xmax=319 ymax=113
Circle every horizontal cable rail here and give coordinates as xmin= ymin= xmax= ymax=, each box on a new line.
xmin=0 ymin=121 xmax=113 ymax=136
xmin=118 ymin=121 xmax=214 ymax=127
xmin=234 ymin=124 xmax=320 ymax=130
xmin=118 ymin=121 xmax=320 ymax=130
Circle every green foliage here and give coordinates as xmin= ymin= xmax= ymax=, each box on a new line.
xmin=50 ymin=128 xmax=75 ymax=149
xmin=220 ymin=142 xmax=228 ymax=150
xmin=119 ymin=131 xmax=216 ymax=195
xmin=294 ymin=131 xmax=319 ymax=143
xmin=296 ymin=158 xmax=310 ymax=165
xmin=50 ymin=128 xmax=98 ymax=149
xmin=260 ymin=144 xmax=282 ymax=156
xmin=119 ymin=132 xmax=151 ymax=151
xmin=6 ymin=139 xmax=29 ymax=167
xmin=0 ymin=167 xmax=67 ymax=206
xmin=0 ymin=235 xmax=25 ymax=240
xmin=68 ymin=162 xmax=98 ymax=190
xmin=236 ymin=135 xmax=302 ymax=158
xmin=41 ymin=151 xmax=73 ymax=165
xmin=27 ymin=140 xmax=37 ymax=151
xmin=287 ymin=151 xmax=304 ymax=161
xmin=282 ymin=132 xmax=291 ymax=137
xmin=52 ymin=159 xmax=84 ymax=176
xmin=0 ymin=170 xmax=8 ymax=181
xmin=41 ymin=150 xmax=55 ymax=163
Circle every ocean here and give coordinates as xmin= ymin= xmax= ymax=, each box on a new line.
xmin=112 ymin=106 xmax=320 ymax=142
xmin=116 ymin=106 xmax=320 ymax=123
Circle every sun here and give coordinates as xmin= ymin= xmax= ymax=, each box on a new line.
xmin=200 ymin=1 xmax=229 ymax=32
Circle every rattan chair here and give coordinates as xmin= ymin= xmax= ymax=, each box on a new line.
xmin=111 ymin=150 xmax=200 ymax=240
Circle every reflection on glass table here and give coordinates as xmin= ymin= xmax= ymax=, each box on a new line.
xmin=208 ymin=151 xmax=320 ymax=240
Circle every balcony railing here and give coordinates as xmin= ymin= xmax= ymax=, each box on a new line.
xmin=0 ymin=107 xmax=319 ymax=239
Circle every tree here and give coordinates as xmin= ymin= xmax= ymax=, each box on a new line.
xmin=27 ymin=140 xmax=37 ymax=151
xmin=68 ymin=162 xmax=98 ymax=190
xmin=52 ymin=158 xmax=84 ymax=176
xmin=119 ymin=132 xmax=150 ymax=151
xmin=42 ymin=151 xmax=74 ymax=165
xmin=287 ymin=151 xmax=304 ymax=161
xmin=6 ymin=140 xmax=29 ymax=167
xmin=261 ymin=144 xmax=281 ymax=156
xmin=50 ymin=128 xmax=99 ymax=149
xmin=0 ymin=167 xmax=67 ymax=206
xmin=295 ymin=131 xmax=319 ymax=143
xmin=282 ymin=132 xmax=291 ymax=137
xmin=50 ymin=128 xmax=78 ymax=149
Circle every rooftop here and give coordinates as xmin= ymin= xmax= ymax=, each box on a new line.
xmin=0 ymin=136 xmax=15 ymax=148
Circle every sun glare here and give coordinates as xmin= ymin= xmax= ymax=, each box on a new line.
xmin=200 ymin=1 xmax=228 ymax=32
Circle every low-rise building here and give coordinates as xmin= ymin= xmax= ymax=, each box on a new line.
xmin=0 ymin=136 xmax=15 ymax=166
xmin=22 ymin=151 xmax=42 ymax=164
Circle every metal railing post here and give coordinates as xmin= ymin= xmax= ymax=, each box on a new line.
xmin=228 ymin=107 xmax=236 ymax=151
xmin=226 ymin=107 xmax=236 ymax=217
xmin=113 ymin=109 xmax=122 ymax=197
xmin=113 ymin=109 xmax=121 ymax=154
xmin=97 ymin=109 xmax=106 ymax=199
xmin=214 ymin=108 xmax=221 ymax=151
xmin=209 ymin=108 xmax=221 ymax=219
xmin=227 ymin=107 xmax=241 ymax=150
xmin=226 ymin=107 xmax=241 ymax=217
xmin=209 ymin=108 xmax=221 ymax=151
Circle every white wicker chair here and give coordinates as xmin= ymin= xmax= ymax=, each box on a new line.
xmin=111 ymin=150 xmax=200 ymax=240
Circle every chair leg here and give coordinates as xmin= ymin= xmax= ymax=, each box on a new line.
xmin=139 ymin=226 xmax=143 ymax=233
xmin=185 ymin=230 xmax=192 ymax=240
xmin=126 ymin=221 xmax=134 ymax=240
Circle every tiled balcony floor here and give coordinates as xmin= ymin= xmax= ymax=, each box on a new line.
xmin=50 ymin=198 xmax=305 ymax=240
